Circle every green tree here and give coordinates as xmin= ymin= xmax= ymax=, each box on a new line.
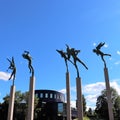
xmin=95 ymin=94 xmax=108 ymax=119
xmin=0 ymin=91 xmax=39 ymax=120
xmin=87 ymin=108 xmax=93 ymax=116
xmin=95 ymin=87 xmax=120 ymax=119
xmin=82 ymin=95 xmax=87 ymax=116
xmin=76 ymin=95 xmax=87 ymax=116
xmin=114 ymin=96 xmax=120 ymax=119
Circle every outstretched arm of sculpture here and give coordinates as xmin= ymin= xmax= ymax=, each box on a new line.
xmin=7 ymin=58 xmax=13 ymax=71
xmin=56 ymin=49 xmax=67 ymax=59
xmin=56 ymin=49 xmax=69 ymax=72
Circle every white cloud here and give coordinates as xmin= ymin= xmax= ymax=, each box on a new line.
xmin=83 ymin=82 xmax=105 ymax=94
xmin=104 ymin=44 xmax=108 ymax=48
xmin=110 ymin=81 xmax=120 ymax=95
xmin=0 ymin=71 xmax=10 ymax=81
xmin=117 ymin=51 xmax=120 ymax=55
xmin=83 ymin=82 xmax=105 ymax=109
xmin=71 ymin=100 xmax=76 ymax=108
xmin=115 ymin=61 xmax=120 ymax=65
xmin=59 ymin=89 xmax=66 ymax=94
xmin=85 ymin=94 xmax=99 ymax=103
xmin=59 ymin=80 xmax=120 ymax=109
xmin=83 ymin=80 xmax=120 ymax=109
xmin=93 ymin=43 xmax=96 ymax=46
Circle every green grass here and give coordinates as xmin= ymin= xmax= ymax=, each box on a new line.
xmin=74 ymin=116 xmax=90 ymax=120
xmin=83 ymin=116 xmax=90 ymax=120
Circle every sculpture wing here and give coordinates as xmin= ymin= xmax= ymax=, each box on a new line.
xmin=7 ymin=58 xmax=11 ymax=63
xmin=96 ymin=42 xmax=105 ymax=50
xmin=12 ymin=57 xmax=14 ymax=64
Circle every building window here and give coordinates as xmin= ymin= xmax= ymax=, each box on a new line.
xmin=45 ymin=93 xmax=48 ymax=98
xmin=58 ymin=103 xmax=63 ymax=116
xmin=54 ymin=94 xmax=56 ymax=99
xmin=57 ymin=94 xmax=60 ymax=99
xmin=35 ymin=93 xmax=39 ymax=98
xmin=40 ymin=93 xmax=43 ymax=98
xmin=50 ymin=93 xmax=53 ymax=98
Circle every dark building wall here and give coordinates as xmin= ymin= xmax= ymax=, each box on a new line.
xmin=35 ymin=90 xmax=65 ymax=120
xmin=35 ymin=89 xmax=77 ymax=120
xmin=35 ymin=89 xmax=65 ymax=102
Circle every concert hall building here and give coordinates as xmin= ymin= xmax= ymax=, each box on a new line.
xmin=35 ymin=89 xmax=77 ymax=120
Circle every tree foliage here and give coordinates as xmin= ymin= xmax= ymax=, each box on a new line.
xmin=95 ymin=87 xmax=120 ymax=119
xmin=76 ymin=95 xmax=87 ymax=116
xmin=82 ymin=95 xmax=87 ymax=116
xmin=0 ymin=91 xmax=39 ymax=120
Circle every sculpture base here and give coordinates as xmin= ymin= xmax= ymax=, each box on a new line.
xmin=7 ymin=85 xmax=15 ymax=120
xmin=104 ymin=67 xmax=114 ymax=120
xmin=76 ymin=77 xmax=83 ymax=120
xmin=66 ymin=72 xmax=71 ymax=120
xmin=27 ymin=76 xmax=35 ymax=120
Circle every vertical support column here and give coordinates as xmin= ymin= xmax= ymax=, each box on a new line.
xmin=7 ymin=85 xmax=15 ymax=120
xmin=27 ymin=76 xmax=35 ymax=120
xmin=66 ymin=72 xmax=71 ymax=120
xmin=76 ymin=77 xmax=83 ymax=120
xmin=104 ymin=67 xmax=114 ymax=120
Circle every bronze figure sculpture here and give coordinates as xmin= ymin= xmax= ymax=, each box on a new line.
xmin=66 ymin=45 xmax=88 ymax=77
xmin=93 ymin=42 xmax=111 ymax=67
xmin=22 ymin=51 xmax=34 ymax=76
xmin=56 ymin=49 xmax=69 ymax=72
xmin=7 ymin=57 xmax=16 ymax=84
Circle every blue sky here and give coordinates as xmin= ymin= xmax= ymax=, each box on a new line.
xmin=0 ymin=0 xmax=120 ymax=109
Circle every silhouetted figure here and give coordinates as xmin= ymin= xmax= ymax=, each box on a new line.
xmin=93 ymin=42 xmax=111 ymax=67
xmin=22 ymin=51 xmax=34 ymax=76
xmin=7 ymin=57 xmax=16 ymax=84
xmin=66 ymin=45 xmax=88 ymax=77
xmin=56 ymin=49 xmax=69 ymax=72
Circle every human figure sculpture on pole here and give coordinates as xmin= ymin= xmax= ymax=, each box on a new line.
xmin=56 ymin=50 xmax=69 ymax=72
xmin=66 ymin=45 xmax=88 ymax=77
xmin=7 ymin=57 xmax=16 ymax=85
xmin=22 ymin=51 xmax=34 ymax=76
xmin=93 ymin=42 xmax=111 ymax=68
xmin=57 ymin=46 xmax=75 ymax=120
xmin=56 ymin=49 xmax=74 ymax=72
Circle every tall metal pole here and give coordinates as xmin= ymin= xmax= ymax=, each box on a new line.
xmin=66 ymin=72 xmax=71 ymax=120
xmin=76 ymin=77 xmax=83 ymax=120
xmin=27 ymin=76 xmax=35 ymax=120
xmin=7 ymin=85 xmax=15 ymax=120
xmin=104 ymin=67 xmax=114 ymax=120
